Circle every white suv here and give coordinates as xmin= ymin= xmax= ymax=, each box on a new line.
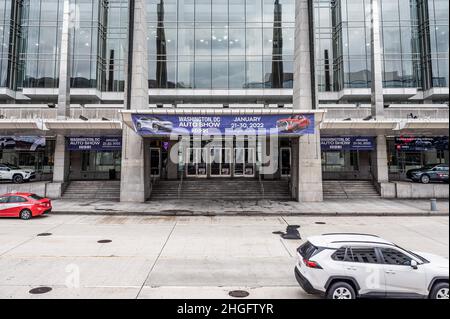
xmin=295 ymin=233 xmax=449 ymax=299
xmin=0 ymin=164 xmax=36 ymax=184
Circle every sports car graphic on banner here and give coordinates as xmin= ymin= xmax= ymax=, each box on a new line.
xmin=131 ymin=114 xmax=315 ymax=136
xmin=0 ymin=136 xmax=46 ymax=151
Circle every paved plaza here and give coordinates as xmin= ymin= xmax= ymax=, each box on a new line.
xmin=0 ymin=214 xmax=448 ymax=299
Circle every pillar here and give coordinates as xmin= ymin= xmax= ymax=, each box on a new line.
xmin=120 ymin=0 xmax=149 ymax=202
xmin=46 ymin=134 xmax=70 ymax=198
xmin=57 ymin=0 xmax=71 ymax=120
xmin=370 ymin=0 xmax=384 ymax=119
xmin=372 ymin=135 xmax=389 ymax=183
xmin=120 ymin=125 xmax=148 ymax=202
xmin=292 ymin=0 xmax=323 ymax=202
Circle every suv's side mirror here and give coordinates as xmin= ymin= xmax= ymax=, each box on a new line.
xmin=410 ymin=260 xmax=418 ymax=269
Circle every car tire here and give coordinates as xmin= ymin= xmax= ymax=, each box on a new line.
xmin=136 ymin=123 xmax=141 ymax=130
xmin=420 ymin=174 xmax=430 ymax=184
xmin=13 ymin=174 xmax=24 ymax=184
xmin=19 ymin=209 xmax=32 ymax=220
xmin=430 ymin=282 xmax=449 ymax=300
xmin=326 ymin=282 xmax=356 ymax=300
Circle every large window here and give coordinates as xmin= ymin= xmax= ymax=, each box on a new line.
xmin=332 ymin=0 xmax=372 ymax=90
xmin=380 ymin=0 xmax=422 ymax=88
xmin=146 ymin=0 xmax=295 ymax=89
xmin=19 ymin=0 xmax=64 ymax=88
xmin=418 ymin=0 xmax=449 ymax=89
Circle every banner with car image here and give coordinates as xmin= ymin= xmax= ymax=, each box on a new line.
xmin=0 ymin=136 xmax=46 ymax=151
xmin=131 ymin=114 xmax=315 ymax=136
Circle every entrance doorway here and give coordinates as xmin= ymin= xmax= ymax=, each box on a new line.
xmin=234 ymin=148 xmax=255 ymax=177
xmin=186 ymin=148 xmax=207 ymax=177
xmin=210 ymin=147 xmax=232 ymax=177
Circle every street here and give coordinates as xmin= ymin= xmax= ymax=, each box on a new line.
xmin=0 ymin=214 xmax=448 ymax=299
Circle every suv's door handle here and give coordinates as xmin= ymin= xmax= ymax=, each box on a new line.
xmin=385 ymin=270 xmax=396 ymax=275
xmin=346 ymin=267 xmax=357 ymax=271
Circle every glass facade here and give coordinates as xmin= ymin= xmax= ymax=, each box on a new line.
xmin=19 ymin=0 xmax=63 ymax=88
xmin=0 ymin=0 xmax=447 ymax=93
xmin=332 ymin=0 xmax=372 ymax=90
xmin=418 ymin=0 xmax=449 ymax=89
xmin=146 ymin=0 xmax=295 ymax=89
xmin=380 ymin=0 xmax=422 ymax=88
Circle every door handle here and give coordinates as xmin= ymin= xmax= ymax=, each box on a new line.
xmin=346 ymin=267 xmax=357 ymax=271
xmin=385 ymin=270 xmax=396 ymax=275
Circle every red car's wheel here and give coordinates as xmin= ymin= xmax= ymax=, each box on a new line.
xmin=20 ymin=209 xmax=32 ymax=220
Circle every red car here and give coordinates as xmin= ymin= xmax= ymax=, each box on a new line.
xmin=0 ymin=193 xmax=52 ymax=220
xmin=276 ymin=115 xmax=311 ymax=133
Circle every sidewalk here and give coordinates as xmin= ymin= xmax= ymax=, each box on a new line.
xmin=51 ymin=198 xmax=449 ymax=216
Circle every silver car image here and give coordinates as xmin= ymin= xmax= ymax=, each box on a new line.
xmin=135 ymin=117 xmax=174 ymax=133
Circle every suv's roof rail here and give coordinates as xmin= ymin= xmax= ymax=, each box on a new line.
xmin=331 ymin=240 xmax=394 ymax=246
xmin=322 ymin=233 xmax=380 ymax=238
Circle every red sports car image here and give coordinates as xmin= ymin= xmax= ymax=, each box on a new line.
xmin=276 ymin=115 xmax=311 ymax=133
xmin=0 ymin=193 xmax=52 ymax=220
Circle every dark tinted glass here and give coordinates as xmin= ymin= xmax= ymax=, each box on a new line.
xmin=347 ymin=247 xmax=378 ymax=264
xmin=380 ymin=248 xmax=412 ymax=266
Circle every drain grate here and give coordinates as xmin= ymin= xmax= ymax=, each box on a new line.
xmin=97 ymin=239 xmax=112 ymax=244
xmin=229 ymin=290 xmax=250 ymax=298
xmin=315 ymin=222 xmax=327 ymax=225
xmin=37 ymin=233 xmax=52 ymax=237
xmin=29 ymin=287 xmax=52 ymax=295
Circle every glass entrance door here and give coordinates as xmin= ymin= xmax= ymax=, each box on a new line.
xmin=150 ymin=147 xmax=161 ymax=177
xmin=280 ymin=147 xmax=291 ymax=177
xmin=234 ymin=148 xmax=255 ymax=177
xmin=186 ymin=148 xmax=207 ymax=177
xmin=210 ymin=147 xmax=232 ymax=177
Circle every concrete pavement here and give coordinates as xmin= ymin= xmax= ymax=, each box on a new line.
xmin=0 ymin=214 xmax=448 ymax=299
xmin=51 ymin=198 xmax=450 ymax=216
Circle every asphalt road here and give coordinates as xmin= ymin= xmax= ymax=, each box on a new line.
xmin=0 ymin=214 xmax=448 ymax=299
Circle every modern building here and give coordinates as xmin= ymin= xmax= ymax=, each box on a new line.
xmin=0 ymin=0 xmax=448 ymax=202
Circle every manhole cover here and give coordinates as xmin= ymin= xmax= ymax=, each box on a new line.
xmin=315 ymin=222 xmax=326 ymax=225
xmin=37 ymin=233 xmax=52 ymax=237
xmin=29 ymin=287 xmax=52 ymax=295
xmin=97 ymin=239 xmax=112 ymax=244
xmin=229 ymin=290 xmax=250 ymax=298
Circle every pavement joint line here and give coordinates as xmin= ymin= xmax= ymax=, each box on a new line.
xmin=135 ymin=220 xmax=178 ymax=299
xmin=279 ymin=238 xmax=295 ymax=258
xmin=400 ymin=223 xmax=449 ymax=246
xmin=0 ymin=221 xmax=66 ymax=258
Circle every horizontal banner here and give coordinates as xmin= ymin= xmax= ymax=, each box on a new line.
xmin=395 ymin=136 xmax=449 ymax=151
xmin=132 ymin=114 xmax=315 ymax=136
xmin=321 ymin=136 xmax=375 ymax=151
xmin=67 ymin=137 xmax=122 ymax=151
xmin=0 ymin=136 xmax=46 ymax=151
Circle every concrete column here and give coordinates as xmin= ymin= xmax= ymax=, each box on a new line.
xmin=120 ymin=126 xmax=148 ymax=202
xmin=297 ymin=131 xmax=323 ymax=202
xmin=53 ymin=135 xmax=70 ymax=183
xmin=120 ymin=0 xmax=149 ymax=202
xmin=293 ymin=0 xmax=315 ymax=110
xmin=370 ymin=0 xmax=384 ymax=119
xmin=57 ymin=0 xmax=71 ymax=120
xmin=292 ymin=0 xmax=322 ymax=202
xmin=373 ymin=135 xmax=389 ymax=183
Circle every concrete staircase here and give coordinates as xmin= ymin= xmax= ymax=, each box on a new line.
xmin=62 ymin=181 xmax=121 ymax=201
xmin=150 ymin=179 xmax=292 ymax=201
xmin=323 ymin=180 xmax=380 ymax=199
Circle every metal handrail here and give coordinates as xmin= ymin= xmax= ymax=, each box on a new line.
xmin=258 ymin=173 xmax=265 ymax=200
xmin=177 ymin=173 xmax=184 ymax=200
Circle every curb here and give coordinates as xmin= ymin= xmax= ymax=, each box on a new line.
xmin=51 ymin=210 xmax=449 ymax=217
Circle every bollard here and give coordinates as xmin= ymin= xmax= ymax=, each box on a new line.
xmin=430 ymin=199 xmax=437 ymax=212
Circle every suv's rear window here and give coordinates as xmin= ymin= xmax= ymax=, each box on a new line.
xmin=298 ymin=241 xmax=319 ymax=259
xmin=28 ymin=194 xmax=44 ymax=200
